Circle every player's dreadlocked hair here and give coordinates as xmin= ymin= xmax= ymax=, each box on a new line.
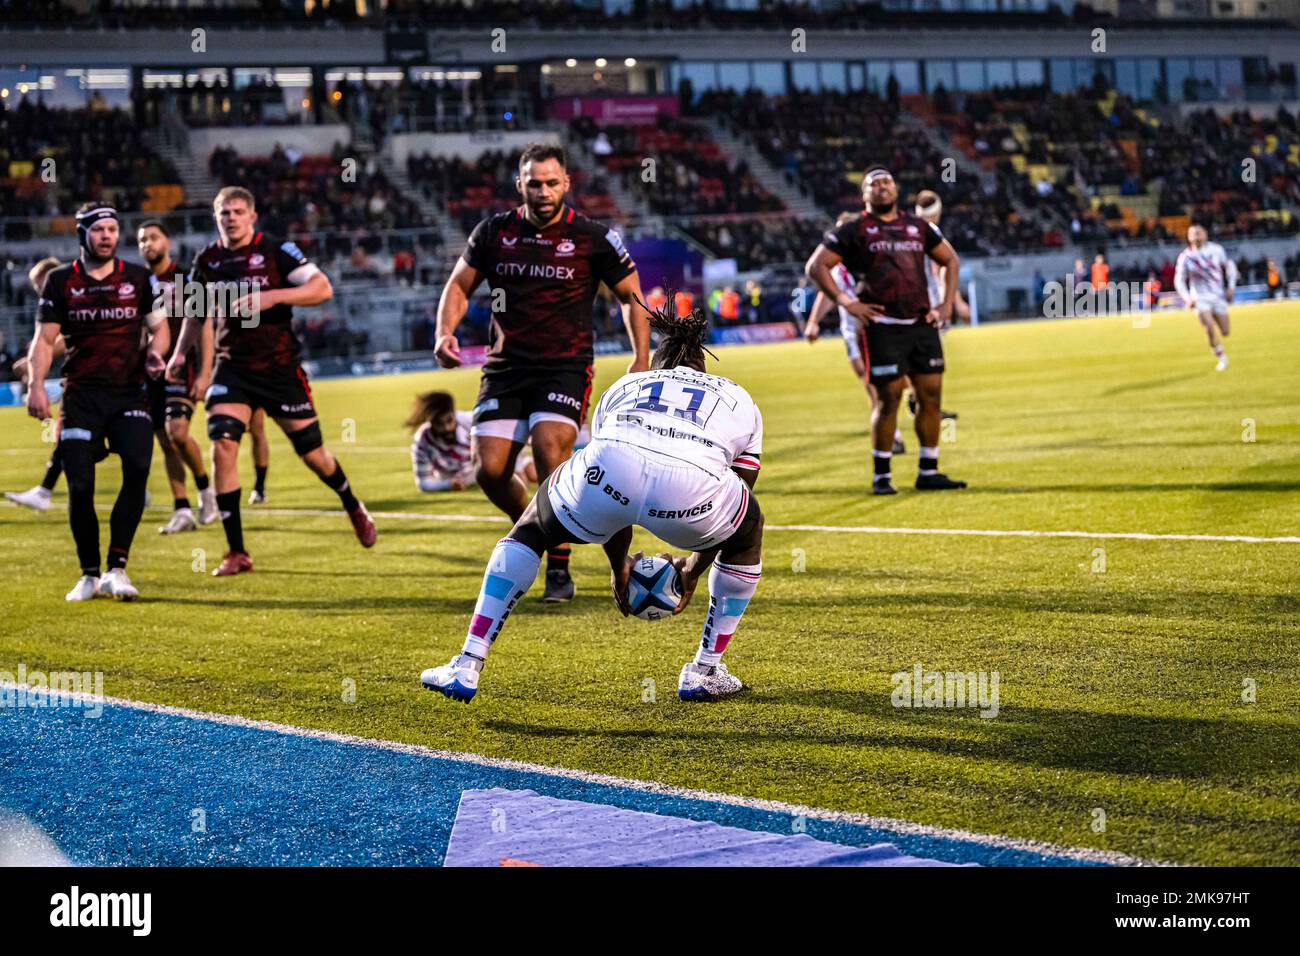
xmin=637 ymin=289 xmax=718 ymax=371
xmin=404 ymin=390 xmax=456 ymax=430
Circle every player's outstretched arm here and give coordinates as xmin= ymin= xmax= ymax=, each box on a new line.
xmin=610 ymin=272 xmax=651 ymax=373
xmin=434 ymin=258 xmax=484 ymax=369
xmin=604 ymin=527 xmax=636 ymax=616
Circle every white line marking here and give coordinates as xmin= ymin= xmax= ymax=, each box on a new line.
xmin=2 ymin=682 xmax=1163 ymax=866
xmin=768 ymin=524 xmax=1300 ymax=545
xmin=8 ymin=499 xmax=1292 ymax=545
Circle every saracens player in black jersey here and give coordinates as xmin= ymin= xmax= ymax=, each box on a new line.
xmin=168 ymin=186 xmax=377 ymax=577
xmin=806 ymin=166 xmax=967 ymax=495
xmin=137 ymin=219 xmax=218 ymax=535
xmin=26 ymin=203 xmax=171 ymax=602
xmin=434 ymin=143 xmax=650 ymax=602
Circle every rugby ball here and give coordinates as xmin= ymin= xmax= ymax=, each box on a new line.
xmin=627 ymin=554 xmax=683 ymax=621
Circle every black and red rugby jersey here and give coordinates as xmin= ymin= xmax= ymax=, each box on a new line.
xmin=823 ymin=211 xmax=946 ymax=323
xmin=188 ymin=231 xmax=318 ymax=373
xmin=463 ymin=204 xmax=636 ymax=372
xmin=37 ymin=258 xmax=158 ymax=391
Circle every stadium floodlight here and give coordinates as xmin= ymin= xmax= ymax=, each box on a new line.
xmin=595 ymin=57 xmax=608 ymax=68
xmin=624 ymin=57 xmax=637 ymax=67
xmin=565 ymin=58 xmax=577 ymax=67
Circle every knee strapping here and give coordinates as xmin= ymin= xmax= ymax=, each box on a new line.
xmin=288 ymin=421 xmax=323 ymax=456
xmin=207 ymin=414 xmax=246 ymax=443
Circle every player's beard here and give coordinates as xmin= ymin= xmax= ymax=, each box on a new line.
xmin=529 ymin=199 xmax=558 ymax=223
xmin=84 ymin=241 xmax=118 ymax=268
xmin=869 ymin=200 xmax=896 ymax=215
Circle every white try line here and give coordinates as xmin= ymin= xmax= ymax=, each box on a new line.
xmin=5 ymin=499 xmax=1298 ymax=544
xmin=2 ymin=681 xmax=1164 ymax=867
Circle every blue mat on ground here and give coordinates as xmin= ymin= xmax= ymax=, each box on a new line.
xmin=0 ymin=699 xmax=1100 ymax=866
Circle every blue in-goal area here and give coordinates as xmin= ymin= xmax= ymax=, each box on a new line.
xmin=0 ymin=697 xmax=1108 ymax=867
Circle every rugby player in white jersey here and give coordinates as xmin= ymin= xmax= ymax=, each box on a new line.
xmin=420 ymin=302 xmax=764 ymax=703
xmin=1174 ymin=224 xmax=1238 ymax=372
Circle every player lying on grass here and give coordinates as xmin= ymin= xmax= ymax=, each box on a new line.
xmin=421 ymin=301 xmax=764 ymax=703
xmin=407 ymin=389 xmax=588 ymax=493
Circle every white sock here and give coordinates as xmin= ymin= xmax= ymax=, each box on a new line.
xmin=872 ymin=449 xmax=892 ymax=483
xmin=695 ymin=561 xmax=761 ymax=669
xmin=919 ymin=445 xmax=939 ymax=476
xmin=1213 ymin=344 xmax=1225 ymax=356
xmin=894 ymin=428 xmax=903 ymax=443
xmin=460 ymin=538 xmax=541 ymax=661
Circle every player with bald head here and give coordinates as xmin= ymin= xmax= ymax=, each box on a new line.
xmin=806 ymin=168 xmax=966 ymax=495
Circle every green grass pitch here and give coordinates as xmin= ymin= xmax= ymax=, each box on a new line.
xmin=3 ymin=301 xmax=1298 ymax=865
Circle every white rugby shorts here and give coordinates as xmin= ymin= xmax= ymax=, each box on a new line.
xmin=546 ymin=440 xmax=751 ymax=552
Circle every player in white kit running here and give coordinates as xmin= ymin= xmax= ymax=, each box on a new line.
xmin=1174 ymin=224 xmax=1238 ymax=371
xmin=420 ymin=302 xmax=764 ymax=704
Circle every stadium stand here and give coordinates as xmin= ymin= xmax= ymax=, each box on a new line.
xmin=208 ymin=141 xmax=436 ymax=258
xmin=570 ymin=115 xmax=785 ymax=219
xmin=695 ymin=86 xmax=1056 ymax=255
xmin=404 ymin=147 xmax=622 ymax=234
xmin=929 ymin=86 xmax=1300 ymax=244
xmin=0 ymin=99 xmax=183 ymax=236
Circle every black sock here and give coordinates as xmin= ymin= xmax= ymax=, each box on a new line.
xmin=873 ymin=451 xmax=893 ymax=483
xmin=194 ymin=472 xmax=210 ymax=492
xmin=547 ymin=544 xmax=571 ymax=575
xmin=41 ymin=446 xmax=63 ymax=491
xmin=254 ymin=465 xmax=268 ymax=494
xmin=108 ymin=454 xmax=150 ymax=564
xmin=175 ymin=497 xmax=191 ymax=511
xmin=322 ymin=463 xmax=360 ymax=512
xmin=68 ymin=484 xmax=100 ymax=577
xmin=216 ymin=489 xmax=245 ymax=554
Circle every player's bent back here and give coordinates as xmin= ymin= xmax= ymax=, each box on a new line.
xmin=547 ymin=367 xmax=762 ymax=552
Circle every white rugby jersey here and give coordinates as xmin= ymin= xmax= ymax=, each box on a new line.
xmin=831 ymin=262 xmax=859 ymax=340
xmin=1175 ymin=242 xmax=1238 ymax=301
xmin=411 ymin=410 xmax=475 ymax=486
xmin=591 ymin=367 xmax=762 ymax=480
